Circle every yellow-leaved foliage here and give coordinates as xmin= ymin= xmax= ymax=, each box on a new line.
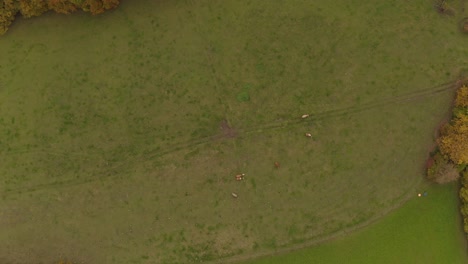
xmin=0 ymin=0 xmax=19 ymax=35
xmin=439 ymin=114 xmax=468 ymax=164
xmin=439 ymin=83 xmax=468 ymax=164
xmin=455 ymin=85 xmax=468 ymax=107
xmin=0 ymin=0 xmax=120 ymax=35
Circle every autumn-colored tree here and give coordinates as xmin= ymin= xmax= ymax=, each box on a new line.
xmin=0 ymin=0 xmax=20 ymax=35
xmin=102 ymin=0 xmax=118 ymax=9
xmin=438 ymin=114 xmax=468 ymax=164
xmin=431 ymin=80 xmax=468 ymax=238
xmin=81 ymin=0 xmax=118 ymax=15
xmin=1 ymin=0 xmax=19 ymax=11
xmin=437 ymin=82 xmax=468 ymax=165
xmin=427 ymin=152 xmax=460 ymax=183
xmin=455 ymin=85 xmax=468 ymax=108
xmin=431 ymin=80 xmax=468 ymax=240
xmin=47 ymin=0 xmax=78 ymax=14
xmin=18 ymin=0 xmax=48 ymax=18
xmin=0 ymin=0 xmax=120 ymax=35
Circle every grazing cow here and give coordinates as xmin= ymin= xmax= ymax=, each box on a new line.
xmin=232 ymin=192 xmax=238 ymax=198
xmin=305 ymin=133 xmax=312 ymax=137
xmin=235 ymin=174 xmax=245 ymax=181
xmin=274 ymin=162 xmax=280 ymax=168
xmin=301 ymin=114 xmax=310 ymax=119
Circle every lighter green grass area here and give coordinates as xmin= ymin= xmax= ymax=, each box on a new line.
xmin=243 ymin=183 xmax=468 ymax=264
xmin=0 ymin=0 xmax=467 ymax=263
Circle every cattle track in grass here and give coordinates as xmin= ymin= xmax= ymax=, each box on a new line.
xmin=0 ymin=80 xmax=458 ymax=198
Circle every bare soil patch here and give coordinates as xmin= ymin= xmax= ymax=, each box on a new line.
xmin=220 ymin=119 xmax=238 ymax=139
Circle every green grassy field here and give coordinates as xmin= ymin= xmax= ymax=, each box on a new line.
xmin=242 ymin=183 xmax=468 ymax=264
xmin=0 ymin=0 xmax=467 ymax=263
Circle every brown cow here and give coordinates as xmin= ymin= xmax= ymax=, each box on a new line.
xmin=235 ymin=174 xmax=245 ymax=181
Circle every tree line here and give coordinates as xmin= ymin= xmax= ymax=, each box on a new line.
xmin=427 ymin=78 xmax=468 ymax=234
xmin=0 ymin=0 xmax=120 ymax=35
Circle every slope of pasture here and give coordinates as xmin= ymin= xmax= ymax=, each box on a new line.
xmin=0 ymin=0 xmax=466 ymax=263
xmin=242 ymin=183 xmax=468 ymax=264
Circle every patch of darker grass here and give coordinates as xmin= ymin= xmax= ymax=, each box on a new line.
xmin=250 ymin=177 xmax=257 ymax=190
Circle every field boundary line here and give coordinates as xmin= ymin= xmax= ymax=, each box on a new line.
xmin=209 ymin=175 xmax=424 ymax=264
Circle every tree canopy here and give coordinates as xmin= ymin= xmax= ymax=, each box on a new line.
xmin=438 ymin=85 xmax=468 ymax=165
xmin=426 ymin=79 xmax=468 ymax=236
xmin=0 ymin=0 xmax=120 ymax=35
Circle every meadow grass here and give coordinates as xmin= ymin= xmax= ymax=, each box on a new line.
xmin=242 ymin=183 xmax=468 ymax=264
xmin=0 ymin=0 xmax=467 ymax=263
